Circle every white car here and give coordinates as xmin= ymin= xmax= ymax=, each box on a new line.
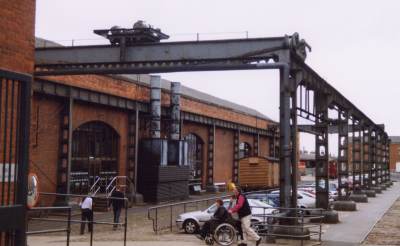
xmin=300 ymin=183 xmax=338 ymax=201
xmin=270 ymin=189 xmax=316 ymax=208
xmin=176 ymin=199 xmax=277 ymax=234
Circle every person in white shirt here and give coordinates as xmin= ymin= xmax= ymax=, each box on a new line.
xmin=80 ymin=194 xmax=93 ymax=235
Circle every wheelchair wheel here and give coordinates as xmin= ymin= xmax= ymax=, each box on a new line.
xmin=213 ymin=223 xmax=236 ymax=246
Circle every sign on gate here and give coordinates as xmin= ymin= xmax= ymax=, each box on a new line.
xmin=0 ymin=163 xmax=16 ymax=182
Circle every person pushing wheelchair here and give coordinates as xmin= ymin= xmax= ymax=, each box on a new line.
xmin=229 ymin=187 xmax=262 ymax=246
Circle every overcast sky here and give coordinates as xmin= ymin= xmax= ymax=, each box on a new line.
xmin=35 ymin=0 xmax=400 ymax=154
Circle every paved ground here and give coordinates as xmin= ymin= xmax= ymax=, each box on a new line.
xmin=28 ymin=179 xmax=400 ymax=246
xmin=321 ymin=182 xmax=400 ymax=245
xmin=363 ymin=195 xmax=400 ymax=245
xmin=28 ymin=235 xmax=322 ymax=246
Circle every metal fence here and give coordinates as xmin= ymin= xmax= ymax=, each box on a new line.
xmin=254 ymin=207 xmax=324 ymax=246
xmin=147 ymin=191 xmax=323 ymax=245
xmin=28 ymin=192 xmax=129 ymax=246
xmin=148 ymin=194 xmax=230 ymax=233
xmin=0 ymin=69 xmax=31 ymax=246
xmin=27 ymin=206 xmax=72 ymax=245
xmin=147 ymin=189 xmax=277 ymax=233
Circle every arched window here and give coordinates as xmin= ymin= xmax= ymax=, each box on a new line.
xmin=71 ymin=121 xmax=119 ymax=193
xmin=239 ymin=142 xmax=252 ymax=159
xmin=184 ymin=133 xmax=204 ymax=180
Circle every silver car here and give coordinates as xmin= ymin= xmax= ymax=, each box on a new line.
xmin=176 ymin=198 xmax=277 ymax=234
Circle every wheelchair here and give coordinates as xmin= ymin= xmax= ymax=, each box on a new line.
xmin=204 ymin=222 xmax=237 ymax=246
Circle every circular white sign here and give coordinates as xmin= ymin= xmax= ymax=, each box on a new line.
xmin=27 ymin=173 xmax=39 ymax=208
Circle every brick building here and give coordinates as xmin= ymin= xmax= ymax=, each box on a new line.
xmin=389 ymin=136 xmax=400 ymax=172
xmin=30 ymin=39 xmax=279 ymax=205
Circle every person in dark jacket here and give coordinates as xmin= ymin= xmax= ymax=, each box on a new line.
xmin=227 ymin=195 xmax=245 ymax=243
xmin=197 ymin=199 xmax=228 ymax=240
xmin=109 ymin=186 xmax=125 ymax=230
xmin=229 ymin=187 xmax=261 ymax=246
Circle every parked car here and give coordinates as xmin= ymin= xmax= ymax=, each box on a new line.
xmin=300 ymin=182 xmax=338 ymax=201
xmin=246 ymin=193 xmax=280 ymax=207
xmin=176 ymin=199 xmax=277 ymax=234
xmin=270 ymin=189 xmax=316 ymax=208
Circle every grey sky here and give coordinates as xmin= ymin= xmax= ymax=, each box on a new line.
xmin=35 ymin=0 xmax=400 ymax=154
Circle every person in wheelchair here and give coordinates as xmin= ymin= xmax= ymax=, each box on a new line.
xmin=197 ymin=199 xmax=229 ymax=240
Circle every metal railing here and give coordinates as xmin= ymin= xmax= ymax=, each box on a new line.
xmin=147 ymin=190 xmax=323 ymax=245
xmin=89 ymin=176 xmax=101 ymax=196
xmin=105 ymin=176 xmax=134 ymax=198
xmin=0 ymin=69 xmax=32 ymax=245
xmin=148 ymin=194 xmax=231 ymax=233
xmin=147 ymin=189 xmax=276 ymax=233
xmin=27 ymin=206 xmax=72 ymax=246
xmin=253 ymin=207 xmax=324 ymax=246
xmin=34 ymin=192 xmax=129 ymax=246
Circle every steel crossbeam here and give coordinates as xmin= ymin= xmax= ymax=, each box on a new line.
xmin=33 ymin=29 xmax=389 ymax=209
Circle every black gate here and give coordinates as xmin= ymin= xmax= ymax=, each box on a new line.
xmin=0 ymin=69 xmax=31 ymax=246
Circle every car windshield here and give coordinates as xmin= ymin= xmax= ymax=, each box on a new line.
xmin=249 ymin=199 xmax=270 ymax=208
xmin=299 ymin=191 xmax=314 ymax=198
xmin=206 ymin=200 xmax=231 ymax=213
xmin=329 ymin=184 xmax=337 ymax=191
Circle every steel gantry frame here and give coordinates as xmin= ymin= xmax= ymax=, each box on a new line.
xmin=34 ymin=30 xmax=390 ymax=209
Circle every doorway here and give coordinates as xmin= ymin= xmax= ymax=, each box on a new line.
xmin=70 ymin=121 xmax=119 ymax=194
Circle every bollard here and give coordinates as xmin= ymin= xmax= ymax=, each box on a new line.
xmin=332 ymin=200 xmax=357 ymax=211
xmin=349 ymin=193 xmax=368 ymax=203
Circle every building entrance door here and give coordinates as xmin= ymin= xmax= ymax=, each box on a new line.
xmin=70 ymin=121 xmax=119 ymax=194
xmin=88 ymin=159 xmax=101 ymax=187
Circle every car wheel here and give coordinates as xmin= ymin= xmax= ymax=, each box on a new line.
xmin=183 ymin=219 xmax=199 ymax=234
xmin=251 ymin=219 xmax=262 ymax=232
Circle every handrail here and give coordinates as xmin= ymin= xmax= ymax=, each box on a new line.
xmin=27 ymin=206 xmax=72 ymax=246
xmin=105 ymin=176 xmax=118 ymax=195
xmin=147 ymin=188 xmax=326 ymax=240
xmin=29 ymin=194 xmax=129 ymax=246
xmin=89 ymin=176 xmax=101 ymax=195
xmin=105 ymin=176 xmax=134 ymax=198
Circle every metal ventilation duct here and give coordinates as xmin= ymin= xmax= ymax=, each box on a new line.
xmin=150 ymin=75 xmax=161 ymax=138
xmin=170 ymin=82 xmax=181 ymax=140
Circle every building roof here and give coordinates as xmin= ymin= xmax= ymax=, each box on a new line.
xmin=35 ymin=37 xmax=275 ymax=123
xmin=390 ymin=136 xmax=400 ymax=144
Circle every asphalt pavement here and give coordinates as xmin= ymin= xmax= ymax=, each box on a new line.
xmin=322 ymin=181 xmax=400 ymax=245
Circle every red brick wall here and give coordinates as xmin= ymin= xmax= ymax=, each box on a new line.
xmin=0 ymin=0 xmax=35 ymax=213
xmin=42 ymin=75 xmax=272 ymax=130
xmin=259 ymin=136 xmax=270 ymax=158
xmin=214 ymin=128 xmax=234 ymax=183
xmin=29 ymin=96 xmax=130 ymax=205
xmin=389 ymin=143 xmax=400 ymax=171
xmin=30 ymin=95 xmax=62 ymax=206
xmin=0 ymin=0 xmax=36 ymax=73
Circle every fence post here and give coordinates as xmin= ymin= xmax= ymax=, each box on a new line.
xmin=155 ymin=208 xmax=158 ymax=234
xmin=170 ymin=206 xmax=173 ymax=232
xmin=67 ymin=207 xmax=71 ymax=246
xmin=124 ymin=199 xmax=128 ymax=246
xmin=90 ymin=220 xmax=94 ymax=246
